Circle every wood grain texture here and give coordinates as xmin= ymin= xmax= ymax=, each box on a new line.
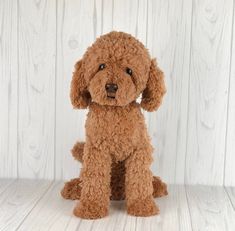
xmin=186 ymin=0 xmax=234 ymax=185
xmin=18 ymin=183 xmax=191 ymax=231
xmin=135 ymin=185 xmax=192 ymax=231
xmin=0 ymin=179 xmax=14 ymax=194
xmin=225 ymin=187 xmax=235 ymax=210
xmin=225 ymin=2 xmax=235 ymax=186
xmin=0 ymin=179 xmax=52 ymax=231
xmin=146 ymin=0 xmax=192 ymax=184
xmin=101 ymin=0 xmax=114 ymax=34
xmin=186 ymin=185 xmax=235 ymax=231
xmin=1 ymin=180 xmax=235 ymax=231
xmin=56 ymin=0 xmax=96 ymax=180
xmin=77 ymin=201 xmax=137 ymax=231
xmin=18 ymin=0 xmax=56 ymax=179
xmin=17 ymin=184 xmax=191 ymax=231
xmin=0 ymin=0 xmax=18 ymax=178
xmin=112 ymin=0 xmax=147 ymax=41
xmin=17 ymin=182 xmax=79 ymax=231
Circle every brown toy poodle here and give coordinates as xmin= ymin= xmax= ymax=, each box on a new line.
xmin=61 ymin=31 xmax=167 ymax=219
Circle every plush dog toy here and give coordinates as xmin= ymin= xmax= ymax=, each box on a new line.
xmin=61 ymin=31 xmax=167 ymax=219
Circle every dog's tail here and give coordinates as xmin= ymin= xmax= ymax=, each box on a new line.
xmin=71 ymin=142 xmax=84 ymax=163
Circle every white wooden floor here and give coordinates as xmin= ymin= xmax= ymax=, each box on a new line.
xmin=0 ymin=180 xmax=235 ymax=231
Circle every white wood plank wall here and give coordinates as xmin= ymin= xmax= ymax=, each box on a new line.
xmin=0 ymin=0 xmax=234 ymax=186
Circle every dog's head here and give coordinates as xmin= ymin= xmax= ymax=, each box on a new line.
xmin=70 ymin=31 xmax=166 ymax=111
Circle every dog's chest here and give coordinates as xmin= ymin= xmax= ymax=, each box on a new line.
xmin=86 ymin=104 xmax=144 ymax=160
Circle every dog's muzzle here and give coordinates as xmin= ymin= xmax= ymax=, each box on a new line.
xmin=105 ymin=83 xmax=118 ymax=99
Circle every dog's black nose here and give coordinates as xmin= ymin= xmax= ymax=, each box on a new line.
xmin=105 ymin=83 xmax=118 ymax=93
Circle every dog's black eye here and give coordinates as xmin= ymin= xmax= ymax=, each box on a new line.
xmin=126 ymin=68 xmax=132 ymax=76
xmin=98 ymin=63 xmax=106 ymax=70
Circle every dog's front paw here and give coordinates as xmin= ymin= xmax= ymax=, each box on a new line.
xmin=73 ymin=201 xmax=108 ymax=219
xmin=127 ymin=196 xmax=159 ymax=217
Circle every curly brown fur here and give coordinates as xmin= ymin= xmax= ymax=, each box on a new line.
xmin=66 ymin=31 xmax=167 ymax=219
xmin=152 ymin=176 xmax=168 ymax=197
xmin=110 ymin=161 xmax=126 ymax=200
xmin=127 ymin=195 xmax=159 ymax=217
xmin=61 ymin=178 xmax=82 ymax=200
xmin=71 ymin=142 xmax=84 ymax=163
xmin=61 ymin=175 xmax=167 ymax=201
xmin=61 ymin=142 xmax=168 ymax=200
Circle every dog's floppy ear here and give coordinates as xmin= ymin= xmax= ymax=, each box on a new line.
xmin=141 ymin=59 xmax=166 ymax=112
xmin=70 ymin=59 xmax=91 ymax=109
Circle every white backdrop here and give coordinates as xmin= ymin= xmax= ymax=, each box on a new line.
xmin=0 ymin=0 xmax=235 ymax=186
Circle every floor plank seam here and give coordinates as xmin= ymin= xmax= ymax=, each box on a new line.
xmin=184 ymin=185 xmax=194 ymax=231
xmin=134 ymin=217 xmax=137 ymax=231
xmin=223 ymin=186 xmax=235 ymax=211
xmin=75 ymin=219 xmax=83 ymax=231
xmin=88 ymin=221 xmax=95 ymax=231
xmin=15 ymin=180 xmax=55 ymax=231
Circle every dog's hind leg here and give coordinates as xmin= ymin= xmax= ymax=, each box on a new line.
xmin=61 ymin=143 xmax=168 ymax=200
xmin=61 ymin=174 xmax=168 ymax=200
xmin=61 ymin=178 xmax=82 ymax=200
xmin=60 ymin=142 xmax=84 ymax=200
xmin=61 ymin=141 xmax=168 ymax=200
xmin=109 ymin=162 xmax=168 ymax=200
xmin=152 ymin=176 xmax=168 ymax=198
